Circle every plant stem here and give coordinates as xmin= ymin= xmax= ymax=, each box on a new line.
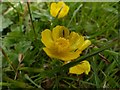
xmin=27 ymin=2 xmax=37 ymax=40
xmin=0 ymin=47 xmax=16 ymax=72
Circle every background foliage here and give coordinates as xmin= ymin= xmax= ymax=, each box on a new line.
xmin=1 ymin=2 xmax=120 ymax=89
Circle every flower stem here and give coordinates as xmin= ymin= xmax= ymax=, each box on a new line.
xmin=27 ymin=2 xmax=37 ymax=40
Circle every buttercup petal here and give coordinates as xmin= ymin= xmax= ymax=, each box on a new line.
xmin=41 ymin=29 xmax=54 ymax=48
xmin=50 ymin=3 xmax=60 ymax=17
xmin=78 ymin=40 xmax=91 ymax=51
xmin=69 ymin=65 xmax=84 ymax=75
xmin=77 ymin=35 xmax=85 ymax=48
xmin=69 ymin=32 xmax=80 ymax=45
xmin=52 ymin=26 xmax=69 ymax=41
xmin=43 ymin=47 xmax=58 ymax=59
xmin=59 ymin=51 xmax=81 ymax=61
xmin=43 ymin=47 xmax=81 ymax=61
xmin=57 ymin=1 xmax=65 ymax=8
xmin=58 ymin=3 xmax=69 ymax=18
xmin=69 ymin=60 xmax=90 ymax=75
xmin=69 ymin=32 xmax=84 ymax=51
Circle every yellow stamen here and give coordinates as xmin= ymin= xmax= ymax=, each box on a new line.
xmin=55 ymin=37 xmax=70 ymax=52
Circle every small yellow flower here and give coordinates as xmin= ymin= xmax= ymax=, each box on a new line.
xmin=41 ymin=25 xmax=91 ymax=61
xmin=69 ymin=60 xmax=90 ymax=75
xmin=50 ymin=1 xmax=69 ymax=19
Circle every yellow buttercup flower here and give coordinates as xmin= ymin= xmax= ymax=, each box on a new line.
xmin=41 ymin=25 xmax=91 ymax=61
xmin=50 ymin=1 xmax=69 ymax=19
xmin=69 ymin=60 xmax=91 ymax=75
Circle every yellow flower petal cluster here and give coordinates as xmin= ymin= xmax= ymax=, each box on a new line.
xmin=41 ymin=25 xmax=91 ymax=75
xmin=69 ymin=60 xmax=90 ymax=75
xmin=50 ymin=1 xmax=69 ymax=19
xmin=41 ymin=25 xmax=91 ymax=61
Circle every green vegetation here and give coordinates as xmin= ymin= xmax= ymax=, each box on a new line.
xmin=1 ymin=2 xmax=120 ymax=89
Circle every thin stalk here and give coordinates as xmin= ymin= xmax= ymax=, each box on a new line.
xmin=27 ymin=2 xmax=37 ymax=40
xmin=67 ymin=4 xmax=83 ymax=27
xmin=0 ymin=47 xmax=16 ymax=72
xmin=25 ymin=74 xmax=44 ymax=89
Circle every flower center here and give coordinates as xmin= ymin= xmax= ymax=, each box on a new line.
xmin=55 ymin=37 xmax=70 ymax=52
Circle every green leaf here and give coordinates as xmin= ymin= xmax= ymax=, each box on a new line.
xmin=19 ymin=67 xmax=44 ymax=73
xmin=1 ymin=15 xmax=13 ymax=31
xmin=3 ymin=76 xmax=33 ymax=88
xmin=3 ymin=30 xmax=24 ymax=47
